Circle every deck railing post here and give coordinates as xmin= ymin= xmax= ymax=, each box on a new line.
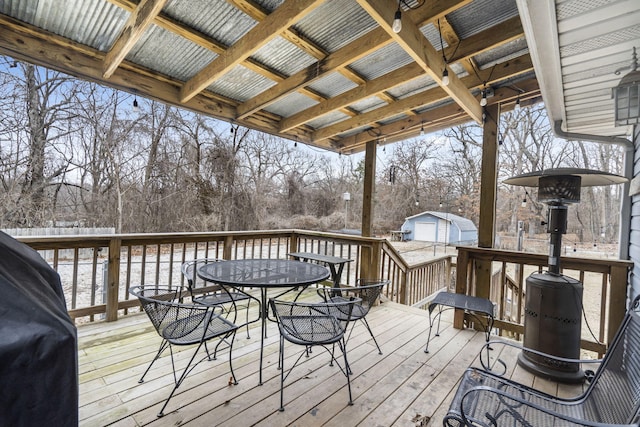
xmin=289 ymin=231 xmax=299 ymax=255
xmin=454 ymin=247 xmax=470 ymax=329
xmin=609 ymin=264 xmax=630 ymax=343
xmin=106 ymin=237 xmax=121 ymax=322
xmin=223 ymin=235 xmax=233 ymax=260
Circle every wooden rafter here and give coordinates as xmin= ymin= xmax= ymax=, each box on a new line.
xmin=280 ymin=19 xmax=524 ymax=132
xmin=103 ymin=0 xmax=168 ymax=79
xmin=237 ymin=0 xmax=472 ymax=120
xmin=312 ymin=53 xmax=533 ymax=143
xmin=179 ymin=0 xmax=324 ymax=103
xmin=339 ymin=78 xmax=542 ymax=151
xmin=357 ymin=0 xmax=482 ymax=124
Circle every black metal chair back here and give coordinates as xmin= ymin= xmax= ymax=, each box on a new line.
xmin=181 ymin=258 xmax=251 ymax=338
xmin=269 ymin=297 xmax=358 ymax=412
xmin=129 ymin=285 xmax=238 ymax=418
xmin=319 ymin=278 xmax=388 ymax=355
xmin=444 ymin=294 xmax=640 ymax=426
xmin=581 ymin=294 xmax=640 ymax=423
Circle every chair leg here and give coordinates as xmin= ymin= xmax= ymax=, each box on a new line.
xmin=157 ymin=330 xmax=238 ymax=417
xmin=158 ymin=341 xmax=205 ymax=417
xmin=228 ymin=330 xmax=238 ymax=385
xmin=339 ymin=339 xmax=354 ymax=406
xmin=279 ymin=335 xmax=286 ymax=412
xmin=139 ymin=339 xmax=169 ymax=383
xmin=360 ymin=317 xmax=382 ymax=355
xmin=245 ymin=301 xmax=250 ymax=339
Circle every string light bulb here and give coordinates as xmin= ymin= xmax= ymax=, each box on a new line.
xmin=132 ymin=95 xmax=139 ymax=113
xmin=442 ymin=68 xmax=449 ymax=86
xmin=392 ymin=4 xmax=402 ymax=33
xmin=480 ymin=88 xmax=488 ymax=106
xmin=515 ymin=97 xmax=521 ymax=111
xmin=420 ymin=121 xmax=425 ymax=136
xmin=521 ymin=197 xmax=527 ymax=208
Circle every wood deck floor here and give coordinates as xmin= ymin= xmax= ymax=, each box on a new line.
xmin=78 ymin=295 xmax=585 ymax=426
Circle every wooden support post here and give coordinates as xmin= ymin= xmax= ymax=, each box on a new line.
xmin=360 ymin=140 xmax=377 ymax=279
xmin=106 ymin=237 xmax=121 ymax=322
xmin=454 ymin=105 xmax=499 ymax=329
xmin=475 ymin=103 xmax=500 ymax=299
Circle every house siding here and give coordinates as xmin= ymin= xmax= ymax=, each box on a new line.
xmin=630 ymin=125 xmax=640 ymax=303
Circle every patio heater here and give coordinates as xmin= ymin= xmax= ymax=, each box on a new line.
xmin=504 ymin=168 xmax=626 ymax=383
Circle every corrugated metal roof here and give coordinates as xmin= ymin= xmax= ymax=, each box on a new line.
xmin=0 ymin=0 xmax=539 ymax=152
xmin=306 ymin=72 xmax=359 ymax=99
xmin=207 ymin=65 xmax=276 ymax=103
xmin=449 ymin=0 xmax=519 ymax=39
xmin=474 ymin=37 xmax=529 ymax=70
xmin=349 ymin=42 xmax=414 ymax=81
xmin=293 ymin=0 xmax=377 ymax=52
xmin=252 ymin=36 xmax=317 ymax=76
xmin=163 ymin=0 xmax=256 ymax=47
xmin=348 ymin=96 xmax=388 ymax=115
xmin=387 ymin=75 xmax=437 ymax=100
xmin=128 ymin=26 xmax=217 ymax=82
xmin=265 ymin=91 xmax=319 ymax=118
xmin=1 ymin=0 xmax=126 ymax=51
xmin=306 ymin=110 xmax=350 ymax=130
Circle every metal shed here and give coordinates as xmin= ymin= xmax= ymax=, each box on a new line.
xmin=401 ymin=211 xmax=477 ymax=244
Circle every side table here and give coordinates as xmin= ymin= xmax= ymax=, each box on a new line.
xmin=424 ymin=292 xmax=495 ymax=353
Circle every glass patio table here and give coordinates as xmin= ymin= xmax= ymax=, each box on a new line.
xmin=197 ymin=258 xmax=330 ymax=385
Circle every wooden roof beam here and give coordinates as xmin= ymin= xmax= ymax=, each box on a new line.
xmin=179 ymin=0 xmax=324 ymax=103
xmin=339 ymin=79 xmax=541 ymax=151
xmin=280 ymin=20 xmax=523 ymax=132
xmin=103 ymin=0 xmax=168 ymax=79
xmin=312 ymin=54 xmax=533 ymax=142
xmin=357 ymin=0 xmax=482 ymax=124
xmin=237 ymin=0 xmax=471 ymax=120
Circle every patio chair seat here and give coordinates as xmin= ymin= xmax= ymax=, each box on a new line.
xmin=278 ymin=314 xmax=345 ymax=346
xmin=161 ymin=311 xmax=237 ymax=346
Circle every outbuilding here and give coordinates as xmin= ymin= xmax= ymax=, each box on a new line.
xmin=400 ymin=211 xmax=478 ymax=244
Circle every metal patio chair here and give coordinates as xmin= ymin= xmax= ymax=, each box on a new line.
xmin=129 ymin=285 xmax=239 ymax=417
xmin=318 ymin=278 xmax=388 ymax=355
xmin=181 ymin=258 xmax=252 ymax=338
xmin=443 ymin=294 xmax=640 ymax=426
xmin=269 ymin=296 xmax=358 ymax=412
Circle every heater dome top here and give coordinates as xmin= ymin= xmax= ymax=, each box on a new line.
xmin=503 ymin=168 xmax=627 ymax=188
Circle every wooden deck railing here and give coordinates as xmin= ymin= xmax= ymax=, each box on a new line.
xmin=380 ymin=240 xmax=453 ymax=306
xmin=17 ymin=230 xmax=452 ymax=323
xmin=19 ymin=230 xmax=631 ymax=352
xmin=455 ymin=246 xmax=633 ymax=355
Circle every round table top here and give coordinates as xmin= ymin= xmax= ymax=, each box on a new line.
xmin=197 ymin=258 xmax=330 ymax=288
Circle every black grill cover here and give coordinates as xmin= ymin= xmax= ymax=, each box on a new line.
xmin=0 ymin=231 xmax=78 ymax=426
